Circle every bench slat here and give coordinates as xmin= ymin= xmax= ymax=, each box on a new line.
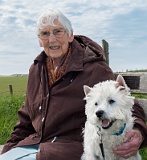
xmin=137 ymin=99 xmax=147 ymax=121
xmin=117 ymin=73 xmax=147 ymax=94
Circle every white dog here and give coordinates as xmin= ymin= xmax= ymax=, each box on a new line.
xmin=81 ymin=75 xmax=141 ymax=160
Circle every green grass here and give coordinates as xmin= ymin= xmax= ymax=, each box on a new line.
xmin=0 ymin=75 xmax=28 ymax=96
xmin=0 ymin=95 xmax=25 ymax=144
xmin=140 ymin=148 xmax=147 ymax=160
xmin=0 ymin=75 xmax=27 ymax=144
xmin=132 ymin=93 xmax=147 ymax=99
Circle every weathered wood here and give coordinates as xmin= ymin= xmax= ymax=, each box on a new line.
xmin=9 ymin=84 xmax=13 ymax=96
xmin=118 ymin=72 xmax=147 ymax=94
xmin=0 ymin=145 xmax=3 ymax=154
xmin=102 ymin=39 xmax=109 ymax=65
xmin=137 ymin=99 xmax=147 ymax=121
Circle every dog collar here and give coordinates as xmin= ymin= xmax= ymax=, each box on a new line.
xmin=113 ymin=123 xmax=126 ymax=136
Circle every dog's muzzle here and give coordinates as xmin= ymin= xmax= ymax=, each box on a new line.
xmin=96 ymin=110 xmax=116 ymax=129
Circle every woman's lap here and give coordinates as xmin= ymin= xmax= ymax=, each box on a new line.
xmin=0 ymin=144 xmax=39 ymax=160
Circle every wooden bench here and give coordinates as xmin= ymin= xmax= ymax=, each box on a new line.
xmin=102 ymin=40 xmax=147 ymax=121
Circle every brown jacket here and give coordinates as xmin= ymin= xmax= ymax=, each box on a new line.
xmin=2 ymin=35 xmax=147 ymax=159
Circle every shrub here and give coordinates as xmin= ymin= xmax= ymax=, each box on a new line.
xmin=140 ymin=148 xmax=147 ymax=160
xmin=0 ymin=95 xmax=25 ymax=144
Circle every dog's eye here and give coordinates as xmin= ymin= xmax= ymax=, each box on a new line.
xmin=95 ymin=102 xmax=98 ymax=106
xmin=109 ymin=99 xmax=115 ymax=104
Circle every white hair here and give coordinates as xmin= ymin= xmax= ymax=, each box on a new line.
xmin=36 ymin=8 xmax=73 ymax=36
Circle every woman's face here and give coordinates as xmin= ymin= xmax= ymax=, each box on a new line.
xmin=38 ymin=19 xmax=74 ymax=59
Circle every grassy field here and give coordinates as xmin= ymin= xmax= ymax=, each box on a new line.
xmin=0 ymin=75 xmax=28 ymax=96
xmin=0 ymin=95 xmax=25 ymax=144
xmin=0 ymin=75 xmax=27 ymax=144
xmin=0 ymin=75 xmax=147 ymax=159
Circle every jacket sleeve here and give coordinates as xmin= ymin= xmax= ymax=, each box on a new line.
xmin=88 ymin=61 xmax=115 ymax=86
xmin=1 ymin=102 xmax=35 ymax=154
xmin=133 ymin=99 xmax=147 ymax=148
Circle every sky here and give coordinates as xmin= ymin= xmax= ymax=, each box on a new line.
xmin=0 ymin=0 xmax=147 ymax=75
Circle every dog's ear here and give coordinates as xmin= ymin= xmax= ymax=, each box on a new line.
xmin=83 ymin=85 xmax=91 ymax=96
xmin=116 ymin=75 xmax=130 ymax=91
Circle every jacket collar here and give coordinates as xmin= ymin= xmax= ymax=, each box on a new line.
xmin=34 ymin=51 xmax=47 ymax=65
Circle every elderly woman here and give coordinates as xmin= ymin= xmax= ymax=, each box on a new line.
xmin=0 ymin=8 xmax=147 ymax=160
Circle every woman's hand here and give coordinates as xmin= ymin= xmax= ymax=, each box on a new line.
xmin=113 ymin=129 xmax=143 ymax=159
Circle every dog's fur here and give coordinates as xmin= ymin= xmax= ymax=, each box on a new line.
xmin=81 ymin=75 xmax=141 ymax=160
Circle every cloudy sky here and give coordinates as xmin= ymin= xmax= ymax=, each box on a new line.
xmin=0 ymin=0 xmax=147 ymax=75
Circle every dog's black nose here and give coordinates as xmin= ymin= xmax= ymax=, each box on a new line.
xmin=96 ymin=110 xmax=104 ymax=118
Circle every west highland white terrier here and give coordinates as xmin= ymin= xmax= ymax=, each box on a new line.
xmin=81 ymin=75 xmax=141 ymax=160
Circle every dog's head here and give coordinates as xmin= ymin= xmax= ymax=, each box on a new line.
xmin=83 ymin=75 xmax=134 ymax=134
